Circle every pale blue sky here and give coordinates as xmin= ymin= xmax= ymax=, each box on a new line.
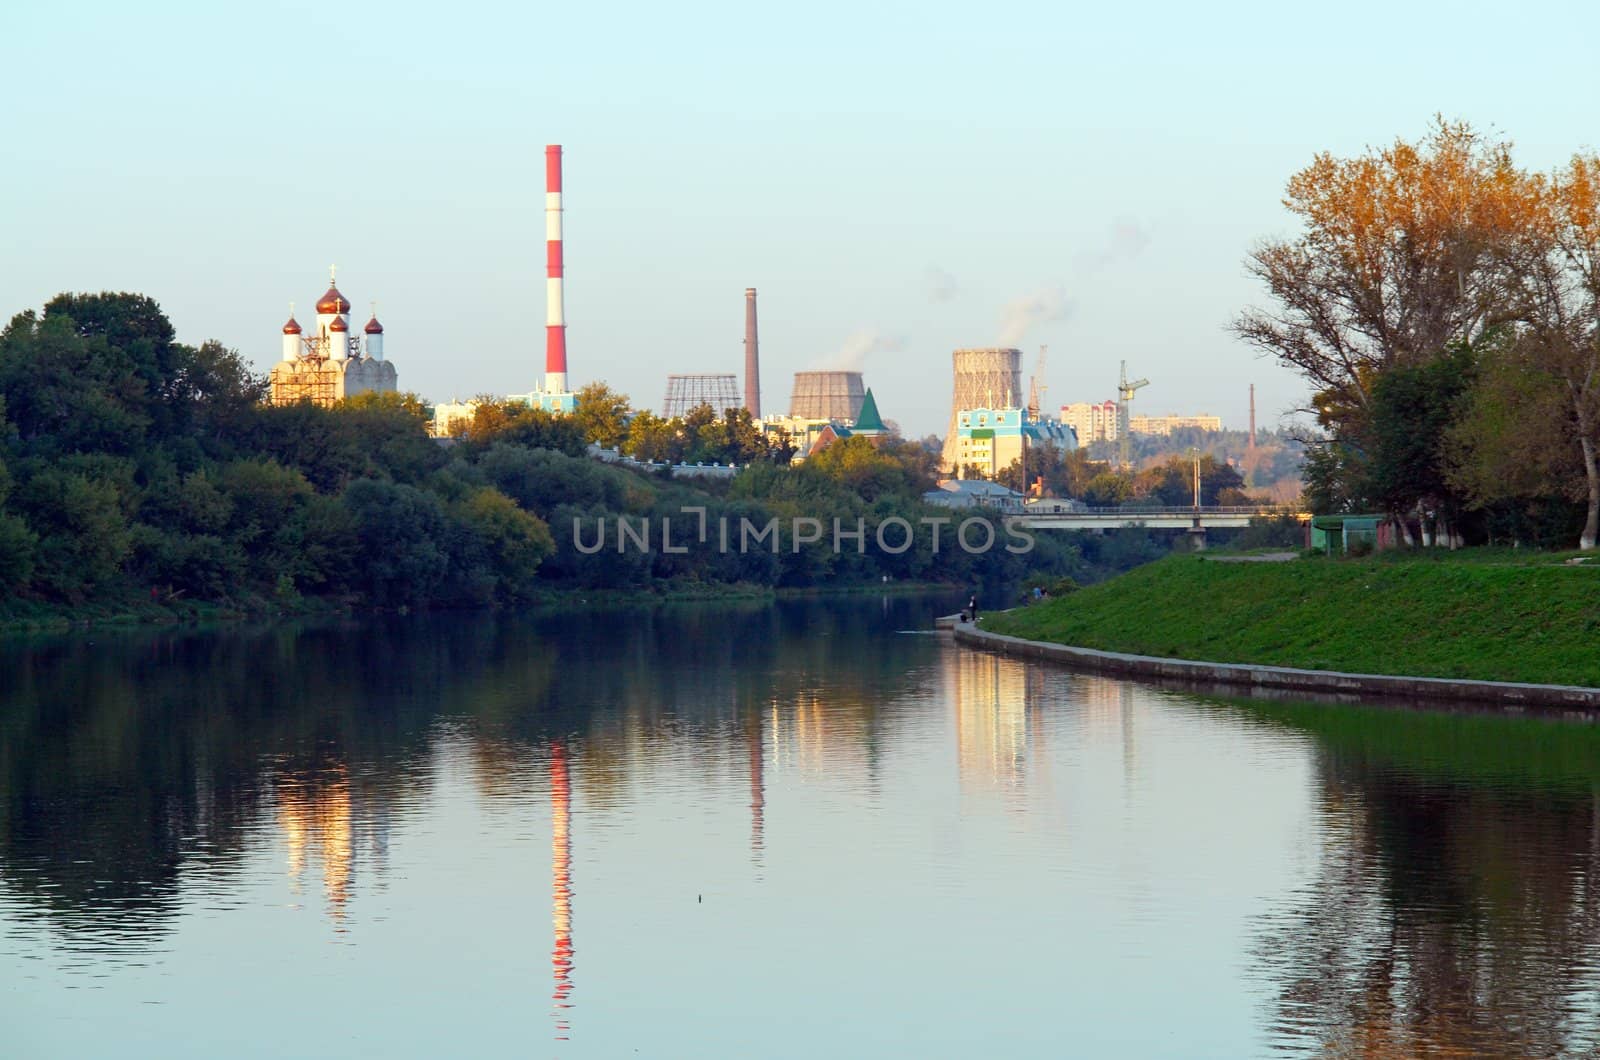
xmin=3 ymin=0 xmax=1597 ymax=436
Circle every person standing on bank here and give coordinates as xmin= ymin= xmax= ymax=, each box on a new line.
xmin=968 ymin=594 xmax=978 ymax=622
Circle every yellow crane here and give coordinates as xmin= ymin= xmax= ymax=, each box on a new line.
xmin=1117 ymin=360 xmax=1149 ymax=470
xmin=1027 ymin=345 xmax=1048 ymax=422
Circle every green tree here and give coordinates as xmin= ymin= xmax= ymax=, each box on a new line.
xmin=572 ymin=381 xmax=632 ymax=449
xmin=341 ymin=479 xmax=452 ymax=605
xmin=623 ymin=410 xmax=686 ymax=464
xmin=1083 ymin=472 xmax=1134 ymax=507
xmin=0 ymin=512 xmax=36 ymax=590
xmin=456 ymin=487 xmax=556 ymax=600
xmin=459 ymin=400 xmax=586 ymax=456
xmin=19 ymin=467 xmax=132 ymax=597
xmin=0 ymin=311 xmax=150 ymax=454
xmin=1367 ymin=341 xmax=1477 ymax=540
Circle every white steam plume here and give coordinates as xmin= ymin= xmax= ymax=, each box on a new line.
xmin=1074 ymin=217 xmax=1151 ymax=271
xmin=925 ymin=265 xmax=959 ymax=303
xmin=817 ymin=329 xmax=907 ymax=372
xmin=997 ymin=286 xmax=1074 ymax=346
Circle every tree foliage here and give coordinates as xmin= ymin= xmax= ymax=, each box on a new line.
xmin=1239 ymin=121 xmax=1600 ymax=547
xmin=0 ymin=291 xmax=1115 ymax=610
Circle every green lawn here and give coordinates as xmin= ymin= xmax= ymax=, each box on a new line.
xmin=983 ymin=553 xmax=1600 ymax=687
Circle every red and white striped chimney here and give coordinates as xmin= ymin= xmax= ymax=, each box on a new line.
xmin=544 ymin=144 xmax=568 ymax=394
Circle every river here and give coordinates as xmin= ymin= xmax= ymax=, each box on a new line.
xmin=4 ymin=596 xmax=1600 ymax=1057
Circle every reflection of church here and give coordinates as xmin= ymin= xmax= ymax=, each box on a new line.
xmin=274 ymin=765 xmax=390 ymax=928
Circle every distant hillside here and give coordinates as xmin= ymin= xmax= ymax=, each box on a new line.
xmin=1086 ymin=427 xmax=1303 ymax=500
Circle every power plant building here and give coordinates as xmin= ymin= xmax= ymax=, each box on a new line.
xmin=268 ymin=272 xmax=397 ymax=407
xmin=943 ymin=348 xmax=1023 ymax=470
xmin=952 ymin=406 xmax=1076 ymax=480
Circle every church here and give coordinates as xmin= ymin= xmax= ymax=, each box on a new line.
xmin=268 ymin=269 xmax=398 ymax=406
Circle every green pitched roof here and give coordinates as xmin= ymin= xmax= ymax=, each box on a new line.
xmin=854 ymin=388 xmax=886 ymax=432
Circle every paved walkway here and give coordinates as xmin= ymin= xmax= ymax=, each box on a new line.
xmin=1208 ymin=551 xmax=1299 ymax=563
xmin=952 ymin=622 xmax=1600 ymax=711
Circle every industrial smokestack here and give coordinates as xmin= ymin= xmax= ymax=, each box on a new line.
xmin=544 ymin=144 xmax=568 ymax=394
xmin=743 ymin=288 xmax=760 ymax=418
xmin=1248 ymin=383 xmax=1257 ymax=450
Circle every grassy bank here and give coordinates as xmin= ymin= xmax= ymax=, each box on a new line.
xmin=982 ymin=552 xmax=1600 ymax=687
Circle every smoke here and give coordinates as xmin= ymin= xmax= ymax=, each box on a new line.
xmin=819 ymin=329 xmax=907 ymax=372
xmin=997 ymin=286 xmax=1074 ymax=346
xmin=925 ymin=265 xmax=959 ymax=303
xmin=1074 ymin=217 xmax=1151 ymax=271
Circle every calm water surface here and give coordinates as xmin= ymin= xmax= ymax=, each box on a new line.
xmin=4 ymin=597 xmax=1600 ymax=1057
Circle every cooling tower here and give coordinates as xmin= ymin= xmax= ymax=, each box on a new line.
xmin=789 ymin=370 xmax=866 ymax=421
xmin=942 ymin=347 xmax=1023 ymax=471
xmin=663 ymin=373 xmax=741 ymax=418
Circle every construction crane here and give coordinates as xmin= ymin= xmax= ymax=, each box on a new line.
xmin=1116 ymin=360 xmax=1149 ymax=470
xmin=1027 ymin=345 xmax=1048 ymax=422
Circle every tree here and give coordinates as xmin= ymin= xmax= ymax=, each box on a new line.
xmin=572 ymin=382 xmax=632 ymax=449
xmin=19 ymin=465 xmax=132 ymax=598
xmin=801 ymin=435 xmax=915 ymax=502
xmin=458 ymin=399 xmax=586 ymax=456
xmin=0 ymin=311 xmax=150 ymax=453
xmin=1366 ymin=341 xmax=1478 ymax=541
xmin=341 ymin=479 xmax=452 ymax=605
xmin=1133 ymin=454 xmax=1246 ymax=507
xmin=1233 ymin=119 xmax=1530 ymax=414
xmin=689 ymin=407 xmax=768 ymax=465
xmin=623 ymin=410 xmax=686 ymax=464
xmin=456 ymin=487 xmax=555 ymax=599
xmin=1503 ymin=156 xmax=1600 ymax=548
xmin=1083 ymin=472 xmax=1134 ymax=507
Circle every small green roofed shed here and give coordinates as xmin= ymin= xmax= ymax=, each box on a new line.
xmin=853 ymin=388 xmax=886 ymax=434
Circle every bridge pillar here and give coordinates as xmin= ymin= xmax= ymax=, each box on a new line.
xmin=1186 ymin=524 xmax=1207 ymax=551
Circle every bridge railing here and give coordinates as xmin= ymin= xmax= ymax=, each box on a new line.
xmin=1012 ymin=504 xmax=1309 ymax=518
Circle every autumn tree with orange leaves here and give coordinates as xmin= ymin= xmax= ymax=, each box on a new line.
xmin=1238 ymin=120 xmax=1600 ymax=549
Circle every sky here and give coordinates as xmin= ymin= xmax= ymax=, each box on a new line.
xmin=3 ymin=0 xmax=1598 ymax=438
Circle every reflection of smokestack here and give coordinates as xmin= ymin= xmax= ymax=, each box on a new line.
xmin=744 ymin=288 xmax=760 ymax=418
xmin=748 ymin=713 xmax=764 ymax=866
xmin=544 ymin=145 xmax=568 ymax=394
xmin=550 ymin=743 xmax=574 ymax=1040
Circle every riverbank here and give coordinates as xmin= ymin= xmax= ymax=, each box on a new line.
xmin=0 ymin=578 xmax=960 ymax=635
xmin=979 ymin=552 xmax=1600 ymax=689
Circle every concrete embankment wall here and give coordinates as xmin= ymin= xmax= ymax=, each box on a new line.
xmin=953 ymin=622 xmax=1600 ymax=712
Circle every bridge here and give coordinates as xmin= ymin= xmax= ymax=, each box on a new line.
xmin=1010 ymin=504 xmax=1310 ymax=533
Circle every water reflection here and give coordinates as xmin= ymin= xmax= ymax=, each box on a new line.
xmin=747 ymin=713 xmax=765 ymax=867
xmin=550 ymin=742 xmax=574 ymax=1040
xmin=1231 ymin=699 xmax=1600 ymax=1055
xmin=8 ymin=600 xmax=1600 ymax=1055
xmin=948 ymin=650 xmax=1030 ymax=793
xmin=275 ymin=767 xmax=354 ymax=924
